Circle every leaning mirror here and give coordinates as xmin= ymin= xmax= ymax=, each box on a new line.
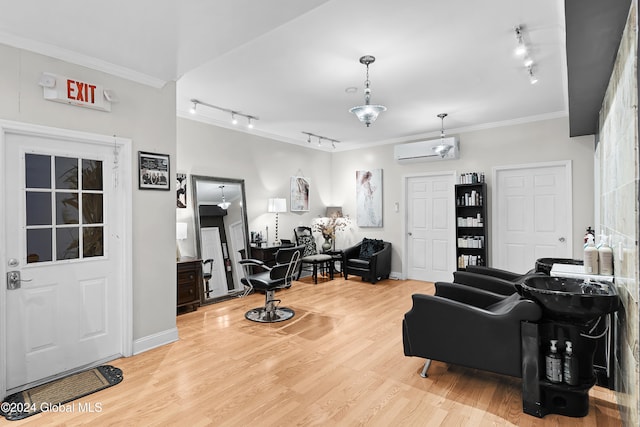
xmin=191 ymin=175 xmax=250 ymax=304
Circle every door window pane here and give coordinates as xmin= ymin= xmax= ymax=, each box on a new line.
xmin=82 ymin=194 xmax=103 ymax=224
xmin=25 ymin=154 xmax=51 ymax=189
xmin=26 ymin=192 xmax=52 ymax=225
xmin=82 ymin=159 xmax=103 ymax=190
xmin=57 ymin=228 xmax=79 ymax=260
xmin=55 ymin=157 xmax=78 ymax=189
xmin=27 ymin=229 xmax=52 ymax=263
xmin=56 ymin=193 xmax=79 ymax=224
xmin=83 ymin=227 xmax=104 ymax=257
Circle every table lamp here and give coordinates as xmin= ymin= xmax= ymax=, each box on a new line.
xmin=268 ymin=198 xmax=287 ymax=245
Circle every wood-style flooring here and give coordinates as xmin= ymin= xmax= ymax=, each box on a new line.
xmin=9 ymin=277 xmax=622 ymax=426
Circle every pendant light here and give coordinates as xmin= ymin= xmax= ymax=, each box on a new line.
xmin=349 ymin=55 xmax=387 ymax=127
xmin=433 ymin=113 xmax=453 ymax=158
xmin=218 ymin=185 xmax=231 ymax=209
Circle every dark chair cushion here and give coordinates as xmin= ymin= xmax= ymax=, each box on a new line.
xmin=359 ymin=238 xmax=385 ymax=259
xmin=298 ymin=234 xmax=317 ymax=257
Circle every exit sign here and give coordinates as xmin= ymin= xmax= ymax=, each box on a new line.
xmin=41 ymin=72 xmax=112 ymax=112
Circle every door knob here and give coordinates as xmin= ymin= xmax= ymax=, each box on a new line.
xmin=408 ymin=232 xmax=413 ymax=236
xmin=6 ymin=271 xmax=31 ymax=290
xmin=559 ymin=237 xmax=566 ymax=242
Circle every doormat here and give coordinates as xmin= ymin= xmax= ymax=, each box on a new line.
xmin=1 ymin=365 xmax=123 ymax=421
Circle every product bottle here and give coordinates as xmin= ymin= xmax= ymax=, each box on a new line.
xmin=598 ymin=235 xmax=614 ymax=275
xmin=563 ymin=341 xmax=579 ymax=386
xmin=545 ymin=340 xmax=562 ymax=383
xmin=583 ymin=235 xmax=599 ymax=274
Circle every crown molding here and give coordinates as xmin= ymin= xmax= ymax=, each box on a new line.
xmin=0 ymin=31 xmax=167 ymax=89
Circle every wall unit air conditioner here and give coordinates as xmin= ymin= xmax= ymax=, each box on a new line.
xmin=393 ymin=137 xmax=459 ymax=162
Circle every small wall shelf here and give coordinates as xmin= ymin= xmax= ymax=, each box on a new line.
xmin=455 ymin=182 xmax=488 ymax=269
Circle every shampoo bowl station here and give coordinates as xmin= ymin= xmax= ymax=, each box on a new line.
xmin=403 ymin=258 xmax=620 ymax=418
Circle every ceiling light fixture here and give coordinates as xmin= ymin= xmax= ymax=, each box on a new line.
xmin=218 ymin=185 xmax=231 ymax=210
xmin=433 ymin=113 xmax=453 ymax=158
xmin=302 ymin=132 xmax=340 ymax=149
xmin=514 ymin=26 xmax=527 ymax=56
xmin=349 ymin=55 xmax=387 ymax=127
xmin=528 ymin=66 xmax=539 ymax=85
xmin=190 ymin=99 xmax=258 ymax=128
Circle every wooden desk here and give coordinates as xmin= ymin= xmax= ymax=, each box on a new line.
xmin=177 ymin=258 xmax=201 ymax=313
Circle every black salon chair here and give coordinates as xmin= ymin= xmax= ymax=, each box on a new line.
xmin=294 ymin=226 xmax=333 ymax=284
xmin=403 ymin=282 xmax=542 ymax=378
xmin=239 ymin=245 xmax=304 ymax=323
xmin=452 ymin=265 xmax=543 ymax=296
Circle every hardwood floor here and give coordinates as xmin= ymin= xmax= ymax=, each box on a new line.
xmin=10 ymin=277 xmax=622 ymax=426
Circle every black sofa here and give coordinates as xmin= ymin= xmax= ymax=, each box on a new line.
xmin=342 ymin=238 xmax=391 ymax=284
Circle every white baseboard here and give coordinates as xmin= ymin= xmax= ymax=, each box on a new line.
xmin=132 ymin=327 xmax=178 ymax=355
xmin=388 ymin=271 xmax=403 ymax=280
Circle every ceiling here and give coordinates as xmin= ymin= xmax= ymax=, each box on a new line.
xmin=0 ymin=1 xmax=599 ymax=151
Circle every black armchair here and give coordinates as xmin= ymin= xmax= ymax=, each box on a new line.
xmin=343 ymin=238 xmax=391 ymax=284
xmin=403 ymin=282 xmax=542 ymax=378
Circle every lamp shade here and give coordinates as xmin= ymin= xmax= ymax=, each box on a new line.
xmin=268 ymin=198 xmax=287 ymax=213
xmin=176 ymin=222 xmax=188 ymax=240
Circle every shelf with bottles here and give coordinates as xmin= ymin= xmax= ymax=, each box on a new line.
xmin=457 ymin=254 xmax=485 ymax=269
xmin=455 ymin=181 xmax=488 ymax=271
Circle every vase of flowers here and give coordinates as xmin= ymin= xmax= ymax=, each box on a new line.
xmin=312 ymin=214 xmax=350 ymax=251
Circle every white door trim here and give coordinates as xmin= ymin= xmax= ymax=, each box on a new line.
xmin=401 ymin=170 xmax=457 ymax=280
xmin=491 ymin=160 xmax=573 ymax=268
xmin=0 ymin=119 xmax=133 ymax=398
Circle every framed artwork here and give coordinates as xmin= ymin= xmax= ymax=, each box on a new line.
xmin=356 ymin=169 xmax=383 ymax=227
xmin=138 ymin=151 xmax=170 ymax=190
xmin=290 ymin=176 xmax=310 ymax=211
xmin=176 ymin=173 xmax=187 ymax=208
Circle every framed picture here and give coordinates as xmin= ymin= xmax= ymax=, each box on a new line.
xmin=290 ymin=176 xmax=310 ymax=212
xmin=138 ymin=151 xmax=170 ymax=190
xmin=356 ymin=169 xmax=383 ymax=227
xmin=176 ymin=173 xmax=187 ymax=208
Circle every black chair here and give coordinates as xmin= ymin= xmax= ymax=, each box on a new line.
xmin=343 ymin=238 xmax=391 ymax=284
xmin=202 ymin=259 xmax=214 ymax=298
xmin=239 ymin=245 xmax=304 ymax=323
xmin=402 ymin=282 xmax=542 ymax=378
xmin=453 ymin=265 xmax=543 ymax=296
xmin=294 ymin=226 xmax=333 ymax=284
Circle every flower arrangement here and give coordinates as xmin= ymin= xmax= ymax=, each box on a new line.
xmin=312 ymin=214 xmax=351 ymax=247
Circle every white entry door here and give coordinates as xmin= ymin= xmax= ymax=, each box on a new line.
xmin=493 ymin=161 xmax=572 ymax=273
xmin=2 ymin=125 xmax=129 ymax=393
xmin=406 ymin=173 xmax=456 ymax=282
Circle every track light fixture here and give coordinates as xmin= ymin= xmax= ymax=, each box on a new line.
xmin=514 ymin=25 xmax=539 ymax=85
xmin=189 ymin=99 xmax=259 ymax=128
xmin=349 ymin=55 xmax=387 ymax=127
xmin=301 ymin=131 xmax=340 ymax=149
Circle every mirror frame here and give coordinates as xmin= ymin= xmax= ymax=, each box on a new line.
xmin=190 ymin=175 xmax=250 ymax=301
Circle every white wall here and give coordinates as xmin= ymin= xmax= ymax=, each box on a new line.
xmin=331 ymin=117 xmax=595 ymax=274
xmin=0 ymin=44 xmax=177 ymax=343
xmin=176 ymin=117 xmax=333 ymax=256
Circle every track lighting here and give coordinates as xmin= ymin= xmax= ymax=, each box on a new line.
xmin=301 ymin=131 xmax=340 ymax=149
xmin=514 ymin=25 xmax=539 ymax=84
xmin=189 ymin=99 xmax=258 ymax=128
xmin=528 ymin=66 xmax=538 ymax=85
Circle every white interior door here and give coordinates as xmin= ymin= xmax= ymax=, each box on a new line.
xmin=200 ymin=227 xmax=227 ymax=299
xmin=3 ymin=129 xmax=126 ymax=392
xmin=493 ymin=161 xmax=572 ymax=273
xmin=406 ymin=173 xmax=456 ymax=282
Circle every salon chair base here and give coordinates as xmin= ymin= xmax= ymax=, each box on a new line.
xmin=245 ymin=289 xmax=295 ymax=323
